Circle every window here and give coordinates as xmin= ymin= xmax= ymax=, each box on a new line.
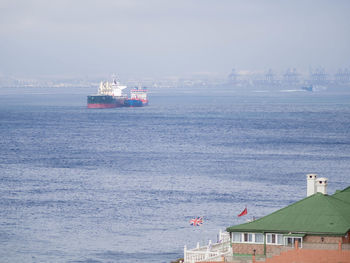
xmin=266 ymin=234 xmax=284 ymax=245
xmin=277 ymin=235 xmax=283 ymax=245
xmin=233 ymin=232 xmax=241 ymax=242
xmin=255 ymin=233 xmax=264 ymax=243
xmin=232 ymin=233 xmax=263 ymax=243
xmin=244 ymin=233 xmax=253 ymax=242
xmin=285 ymin=237 xmax=302 ymax=248
xmin=267 ymin=234 xmax=272 ymax=243
xmin=243 ymin=233 xmax=248 ymax=242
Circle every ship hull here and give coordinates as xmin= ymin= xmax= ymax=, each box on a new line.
xmin=124 ymin=99 xmax=148 ymax=107
xmin=87 ymin=95 xmax=126 ymax=108
xmin=87 ymin=103 xmax=118 ymax=109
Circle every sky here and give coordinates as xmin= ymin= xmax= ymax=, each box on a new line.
xmin=0 ymin=0 xmax=349 ymax=78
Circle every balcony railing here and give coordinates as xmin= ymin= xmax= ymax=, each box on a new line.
xmin=184 ymin=230 xmax=231 ymax=263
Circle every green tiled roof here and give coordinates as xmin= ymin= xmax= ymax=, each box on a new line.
xmin=226 ymin=191 xmax=350 ymax=236
xmin=333 ymin=186 xmax=350 ymax=204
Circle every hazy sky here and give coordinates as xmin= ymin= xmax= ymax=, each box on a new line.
xmin=1 ymin=0 xmax=349 ymax=78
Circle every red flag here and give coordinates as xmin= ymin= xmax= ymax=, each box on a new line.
xmin=238 ymin=207 xmax=247 ymax=217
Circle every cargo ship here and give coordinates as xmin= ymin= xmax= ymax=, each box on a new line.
xmin=124 ymin=87 xmax=148 ymax=107
xmin=87 ymin=79 xmax=127 ymax=108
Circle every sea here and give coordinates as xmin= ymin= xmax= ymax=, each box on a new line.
xmin=0 ymin=85 xmax=350 ymax=263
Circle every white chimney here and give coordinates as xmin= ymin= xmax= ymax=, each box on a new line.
xmin=316 ymin=177 xmax=328 ymax=195
xmin=306 ymin=174 xmax=317 ymax=197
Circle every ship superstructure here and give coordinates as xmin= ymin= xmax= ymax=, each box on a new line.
xmin=97 ymin=79 xmax=127 ymax=97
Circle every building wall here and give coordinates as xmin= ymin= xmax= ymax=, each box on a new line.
xmin=343 ymin=231 xmax=350 ymax=244
xmin=201 ymin=247 xmax=350 ymax=263
xmin=303 ymin=235 xmax=342 ymax=243
xmin=232 ymin=243 xmax=284 ymax=255
xmin=232 ymin=233 xmax=349 ymax=255
xmin=232 ymin=243 xmax=263 ymax=255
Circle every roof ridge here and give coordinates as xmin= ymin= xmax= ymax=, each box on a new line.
xmin=332 ymin=185 xmax=350 ymax=204
xmin=333 ymin=186 xmax=350 ymax=194
xmin=340 ymin=186 xmax=350 ymax=192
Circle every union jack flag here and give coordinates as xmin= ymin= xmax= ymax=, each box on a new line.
xmin=190 ymin=217 xmax=203 ymax=226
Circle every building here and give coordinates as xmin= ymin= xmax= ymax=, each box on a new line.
xmin=226 ymin=174 xmax=350 ymax=259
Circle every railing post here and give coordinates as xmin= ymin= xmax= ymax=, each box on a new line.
xmin=205 ymin=240 xmax=211 ymax=259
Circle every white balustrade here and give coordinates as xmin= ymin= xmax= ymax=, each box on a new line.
xmin=184 ymin=230 xmax=232 ymax=263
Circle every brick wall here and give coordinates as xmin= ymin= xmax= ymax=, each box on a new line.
xmin=232 ymin=243 xmax=263 ymax=255
xmin=265 ymin=244 xmax=285 ymax=255
xmin=232 ymin=243 xmax=285 ymax=255
xmin=303 ymin=235 xmax=342 ymax=243
xmin=343 ymin=231 xmax=350 ymax=244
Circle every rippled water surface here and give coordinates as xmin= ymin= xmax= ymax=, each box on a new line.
xmin=1 ymin=87 xmax=350 ymax=262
